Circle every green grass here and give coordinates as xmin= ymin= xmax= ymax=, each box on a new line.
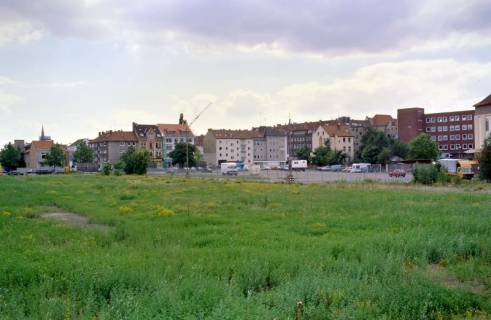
xmin=0 ymin=175 xmax=490 ymax=319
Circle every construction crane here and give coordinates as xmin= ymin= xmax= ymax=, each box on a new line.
xmin=185 ymin=102 xmax=212 ymax=176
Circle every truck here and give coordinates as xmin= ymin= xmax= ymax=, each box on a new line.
xmin=350 ymin=163 xmax=371 ymax=173
xmin=290 ymin=160 xmax=307 ymax=171
xmin=220 ymin=162 xmax=239 ymax=176
xmin=438 ymin=159 xmax=478 ymax=179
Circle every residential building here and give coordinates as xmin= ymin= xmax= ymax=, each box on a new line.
xmin=397 ymin=108 xmax=425 ymax=143
xmin=276 ymin=122 xmax=321 ymax=159
xmin=24 ymin=140 xmax=55 ymax=169
xmin=327 ymin=117 xmax=371 ymax=157
xmin=157 ymin=123 xmax=194 ymax=167
xmin=398 ymin=107 xmax=475 ymax=158
xmin=473 ymin=94 xmax=491 ymax=152
xmin=203 ymin=129 xmax=259 ymax=166
xmin=367 ymin=114 xmax=398 ymax=138
xmin=89 ymin=130 xmax=137 ymax=165
xmin=252 ymin=127 xmax=288 ymax=162
xmin=67 ymin=138 xmax=90 ymax=167
xmin=133 ymin=123 xmax=163 ymax=167
xmin=194 ymin=135 xmax=204 ymax=156
xmin=313 ymin=123 xmax=355 ymax=162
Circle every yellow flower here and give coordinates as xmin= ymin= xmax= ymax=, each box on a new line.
xmin=157 ymin=207 xmax=175 ymax=217
xmin=118 ymin=206 xmax=132 ymax=215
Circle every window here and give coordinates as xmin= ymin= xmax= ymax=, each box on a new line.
xmin=463 ymin=144 xmax=468 ymax=149
xmin=443 ymin=126 xmax=448 ymax=132
xmin=469 ymin=144 xmax=473 ymax=149
xmin=443 ymin=135 xmax=448 ymax=141
xmin=426 ymin=118 xmax=431 ymax=123
xmin=468 ymin=115 xmax=473 ymax=121
xmin=431 ymin=127 xmax=436 ymax=132
xmin=462 ymin=134 xmax=467 ymax=140
xmin=438 ymin=135 xmax=443 ymax=141
xmin=455 ymin=134 xmax=460 ymax=140
xmin=468 ymin=124 xmax=473 ymax=130
xmin=443 ymin=145 xmax=448 ymax=150
xmin=450 ymin=116 xmax=455 ymax=122
xmin=431 ymin=136 xmax=437 ymax=142
xmin=468 ymin=134 xmax=473 ymax=140
xmin=450 ymin=125 xmax=454 ymax=131
xmin=456 ymin=144 xmax=462 ymax=150
xmin=454 ymin=125 xmax=460 ymax=131
xmin=462 ymin=124 xmax=467 ymax=130
xmin=426 ymin=127 xmax=431 ymax=132
xmin=450 ymin=144 xmax=455 ymax=150
xmin=439 ymin=145 xmax=444 ymax=150
xmin=443 ymin=116 xmax=448 ymax=122
xmin=437 ymin=117 xmax=443 ymax=122
xmin=455 ymin=115 xmax=460 ymax=121
xmin=437 ymin=126 xmax=442 ymax=132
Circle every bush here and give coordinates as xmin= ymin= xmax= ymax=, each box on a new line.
xmin=101 ymin=162 xmax=112 ymax=176
xmin=121 ymin=147 xmax=151 ymax=175
xmin=412 ymin=164 xmax=449 ymax=185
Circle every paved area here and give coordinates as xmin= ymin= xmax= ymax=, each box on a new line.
xmin=148 ymin=169 xmax=413 ymax=184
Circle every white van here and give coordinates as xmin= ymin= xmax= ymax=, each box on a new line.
xmin=350 ymin=163 xmax=371 ymax=173
xmin=291 ymin=160 xmax=308 ymax=171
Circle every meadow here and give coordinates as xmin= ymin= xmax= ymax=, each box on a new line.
xmin=0 ymin=175 xmax=490 ymax=319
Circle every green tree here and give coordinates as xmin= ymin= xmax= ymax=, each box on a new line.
xmin=479 ymin=138 xmax=491 ymax=182
xmin=296 ymin=147 xmax=312 ymax=163
xmin=73 ymin=141 xmax=95 ymax=164
xmin=101 ymin=162 xmax=112 ymax=176
xmin=0 ymin=143 xmax=22 ymax=172
xmin=407 ymin=134 xmax=439 ymax=160
xmin=169 ymin=143 xmax=197 ymax=167
xmin=328 ymin=150 xmax=347 ymax=165
xmin=358 ymin=129 xmax=390 ymax=163
xmin=377 ymin=147 xmax=392 ymax=164
xmin=390 ymin=139 xmax=408 ymax=159
xmin=312 ymin=146 xmax=330 ymax=166
xmin=44 ymin=145 xmax=65 ymax=170
xmin=121 ymin=147 xmax=151 ymax=175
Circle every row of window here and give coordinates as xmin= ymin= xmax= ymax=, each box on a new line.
xmin=431 ymin=134 xmax=474 ymax=142
xmin=426 ymin=124 xmax=473 ymax=133
xmin=425 ymin=114 xmax=473 ymax=123
xmin=438 ymin=144 xmax=473 ymax=151
xmin=165 ymin=138 xmax=192 ymax=143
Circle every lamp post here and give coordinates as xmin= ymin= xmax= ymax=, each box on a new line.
xmin=185 ymin=102 xmax=212 ymax=177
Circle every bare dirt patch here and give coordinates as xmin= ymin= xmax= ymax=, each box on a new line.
xmin=41 ymin=212 xmax=110 ymax=231
xmin=427 ymin=264 xmax=487 ymax=295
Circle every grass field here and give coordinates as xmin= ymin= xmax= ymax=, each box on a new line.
xmin=0 ymin=175 xmax=490 ymax=319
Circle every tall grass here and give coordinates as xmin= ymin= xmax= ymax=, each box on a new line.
xmin=0 ymin=175 xmax=490 ymax=319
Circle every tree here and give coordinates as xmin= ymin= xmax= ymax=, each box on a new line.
xmin=312 ymin=146 xmax=330 ymax=166
xmin=121 ymin=147 xmax=151 ymax=175
xmin=169 ymin=142 xmax=197 ymax=167
xmin=296 ymin=147 xmax=312 ymax=163
xmin=407 ymin=134 xmax=439 ymax=160
xmin=479 ymin=138 xmax=491 ymax=182
xmin=390 ymin=139 xmax=408 ymax=159
xmin=328 ymin=150 xmax=347 ymax=165
xmin=44 ymin=145 xmax=65 ymax=170
xmin=0 ymin=143 xmax=22 ymax=172
xmin=73 ymin=141 xmax=95 ymax=164
xmin=357 ymin=128 xmax=390 ymax=163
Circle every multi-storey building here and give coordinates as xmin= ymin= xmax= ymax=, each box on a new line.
xmin=89 ymin=130 xmax=137 ymax=165
xmin=327 ymin=117 xmax=371 ymax=157
xmin=473 ymin=94 xmax=491 ymax=152
xmin=398 ymin=107 xmax=475 ymax=158
xmin=133 ymin=123 xmax=163 ymax=167
xmin=276 ymin=122 xmax=321 ymax=159
xmin=313 ymin=123 xmax=355 ymax=162
xmin=251 ymin=127 xmax=288 ymax=163
xmin=23 ymin=127 xmax=66 ymax=170
xmin=157 ymin=123 xmax=193 ymax=167
xmin=367 ymin=114 xmax=398 ymax=139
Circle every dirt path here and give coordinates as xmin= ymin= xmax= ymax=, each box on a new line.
xmin=41 ymin=212 xmax=110 ymax=231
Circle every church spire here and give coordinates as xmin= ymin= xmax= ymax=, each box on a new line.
xmin=39 ymin=124 xmax=51 ymax=141
xmin=41 ymin=125 xmax=45 ymax=138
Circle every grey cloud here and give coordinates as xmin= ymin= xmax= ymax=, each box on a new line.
xmin=2 ymin=0 xmax=491 ymax=54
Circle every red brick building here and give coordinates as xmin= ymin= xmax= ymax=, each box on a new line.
xmin=398 ymin=108 xmax=475 ymax=158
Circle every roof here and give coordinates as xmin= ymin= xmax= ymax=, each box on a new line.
xmin=132 ymin=123 xmax=161 ymax=137
xmin=276 ymin=121 xmax=323 ymax=131
xmin=157 ymin=123 xmax=192 ymax=135
xmin=323 ymin=123 xmax=354 ymax=137
xmin=209 ymin=129 xmax=264 ymax=139
xmin=91 ymin=131 xmax=137 ymax=143
xmin=474 ymin=94 xmax=491 ymax=108
xmin=30 ymin=140 xmax=54 ymax=150
xmin=370 ymin=114 xmax=394 ymax=126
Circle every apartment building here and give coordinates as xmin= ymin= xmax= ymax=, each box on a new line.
xmin=251 ymin=127 xmax=288 ymax=162
xmin=157 ymin=123 xmax=193 ymax=167
xmin=89 ymin=130 xmax=137 ymax=165
xmin=203 ymin=129 xmax=258 ymax=166
xmin=276 ymin=122 xmax=321 ymax=159
xmin=313 ymin=123 xmax=355 ymax=162
xmin=24 ymin=140 xmax=55 ymax=169
xmin=327 ymin=117 xmax=371 ymax=157
xmin=133 ymin=123 xmax=163 ymax=167
xmin=367 ymin=114 xmax=398 ymax=138
xmin=398 ymin=107 xmax=475 ymax=158
xmin=473 ymin=94 xmax=491 ymax=152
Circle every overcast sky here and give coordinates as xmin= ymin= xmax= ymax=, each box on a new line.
xmin=1 ymin=0 xmax=490 ymax=145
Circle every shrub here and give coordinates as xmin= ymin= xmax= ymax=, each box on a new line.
xmin=121 ymin=147 xmax=151 ymax=175
xmin=101 ymin=163 xmax=112 ymax=176
xmin=412 ymin=164 xmax=449 ymax=185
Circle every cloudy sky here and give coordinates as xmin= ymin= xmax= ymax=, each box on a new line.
xmin=1 ymin=0 xmax=490 ymax=145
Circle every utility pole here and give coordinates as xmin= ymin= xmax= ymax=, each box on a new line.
xmin=185 ymin=102 xmax=213 ymax=177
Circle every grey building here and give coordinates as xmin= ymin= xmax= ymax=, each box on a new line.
xmin=89 ymin=130 xmax=137 ymax=165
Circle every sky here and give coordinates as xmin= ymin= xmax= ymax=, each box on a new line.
xmin=0 ymin=0 xmax=491 ymax=146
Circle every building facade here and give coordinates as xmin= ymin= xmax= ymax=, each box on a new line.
xmin=89 ymin=130 xmax=137 ymax=165
xmin=473 ymin=94 xmax=491 ymax=152
xmin=398 ymin=107 xmax=475 ymax=158
xmin=313 ymin=123 xmax=355 ymax=162
xmin=24 ymin=140 xmax=55 ymax=169
xmin=158 ymin=123 xmax=194 ymax=167
xmin=397 ymin=108 xmax=425 ymax=143
xmin=367 ymin=114 xmax=398 ymax=139
xmin=133 ymin=123 xmax=163 ymax=167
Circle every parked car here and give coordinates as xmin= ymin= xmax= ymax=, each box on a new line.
xmin=342 ymin=166 xmax=352 ymax=172
xmin=221 ymin=163 xmax=239 ymax=176
xmin=279 ymin=165 xmax=289 ymax=171
xmin=389 ymin=169 xmax=406 ymax=177
xmin=318 ymin=166 xmax=331 ymax=171
xmin=330 ymin=165 xmax=343 ymax=172
xmin=351 ymin=163 xmax=371 ymax=173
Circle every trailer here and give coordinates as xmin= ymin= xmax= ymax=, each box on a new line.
xmin=290 ymin=160 xmax=307 ymax=171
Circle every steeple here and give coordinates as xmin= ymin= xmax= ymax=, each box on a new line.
xmin=41 ymin=125 xmax=45 ymax=138
xmin=39 ymin=124 xmax=51 ymax=141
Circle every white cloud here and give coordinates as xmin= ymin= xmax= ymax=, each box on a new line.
xmin=0 ymin=20 xmax=42 ymax=47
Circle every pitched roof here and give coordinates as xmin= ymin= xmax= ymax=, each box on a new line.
xmin=323 ymin=123 xmax=354 ymax=137
xmin=370 ymin=114 xmax=394 ymax=126
xmin=157 ymin=123 xmax=192 ymax=135
xmin=91 ymin=131 xmax=137 ymax=143
xmin=209 ymin=129 xmax=264 ymax=139
xmin=474 ymin=94 xmax=491 ymax=108
xmin=31 ymin=140 xmax=54 ymax=149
